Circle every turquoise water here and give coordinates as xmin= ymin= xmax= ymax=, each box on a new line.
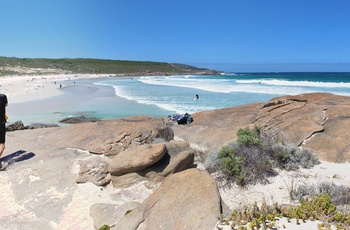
xmin=9 ymin=72 xmax=350 ymax=125
xmin=94 ymin=72 xmax=350 ymax=114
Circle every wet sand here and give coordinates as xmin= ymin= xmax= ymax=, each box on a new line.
xmin=1 ymin=74 xmax=113 ymax=124
xmin=2 ymin=74 xmax=170 ymax=125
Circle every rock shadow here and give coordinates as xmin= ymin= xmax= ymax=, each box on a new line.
xmin=2 ymin=150 xmax=35 ymax=165
xmin=144 ymin=153 xmax=171 ymax=174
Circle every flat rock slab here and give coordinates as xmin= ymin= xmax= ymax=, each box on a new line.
xmin=173 ymin=93 xmax=350 ymax=162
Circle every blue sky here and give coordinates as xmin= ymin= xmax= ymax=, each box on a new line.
xmin=1 ymin=0 xmax=350 ymax=72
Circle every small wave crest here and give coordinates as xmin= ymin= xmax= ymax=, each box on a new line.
xmin=236 ymin=79 xmax=350 ymax=88
xmin=111 ymin=85 xmax=204 ymax=114
xmin=220 ymin=72 xmax=238 ymax=76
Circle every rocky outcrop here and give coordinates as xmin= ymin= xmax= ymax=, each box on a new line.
xmin=6 ymin=121 xmax=26 ymax=131
xmin=254 ymin=96 xmax=325 ymax=145
xmin=108 ymin=143 xmax=167 ymax=176
xmin=255 ymin=93 xmax=350 ymax=162
xmin=6 ymin=120 xmax=59 ymax=131
xmin=59 ymin=116 xmax=101 ymax=124
xmin=174 ymin=93 xmax=350 ymax=163
xmin=28 ymin=123 xmax=60 ymax=129
xmin=76 ymin=155 xmax=111 ymax=186
xmin=105 ymin=169 xmax=221 ymax=230
xmin=108 ymin=141 xmax=195 ymax=188
xmin=35 ymin=116 xmax=174 ymax=156
xmin=90 ymin=202 xmax=140 ymax=230
xmin=171 ymin=102 xmax=264 ymax=152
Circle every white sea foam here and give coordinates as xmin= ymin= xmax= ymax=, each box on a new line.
xmin=137 ymin=76 xmax=309 ymax=95
xmin=220 ymin=72 xmax=238 ymax=76
xmin=111 ymin=85 xmax=201 ymax=114
xmin=93 ymin=75 xmax=350 ymax=117
xmin=138 ymin=76 xmax=228 ymax=92
xmin=236 ymin=79 xmax=350 ymax=88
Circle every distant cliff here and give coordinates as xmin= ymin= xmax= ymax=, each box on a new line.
xmin=0 ymin=57 xmax=219 ymax=76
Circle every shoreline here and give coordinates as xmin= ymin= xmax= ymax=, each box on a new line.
xmin=1 ymin=74 xmax=115 ymax=125
xmin=3 ymin=74 xmax=172 ymax=125
xmin=0 ymin=74 xmax=113 ymax=104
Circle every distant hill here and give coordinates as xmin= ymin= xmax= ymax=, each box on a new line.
xmin=0 ymin=57 xmax=219 ymax=76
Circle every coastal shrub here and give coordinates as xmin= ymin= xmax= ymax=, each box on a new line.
xmin=265 ymin=141 xmax=320 ymax=171
xmin=217 ymin=145 xmax=246 ymax=185
xmin=214 ymin=127 xmax=274 ymax=186
xmin=217 ymin=143 xmax=276 ymax=186
xmin=282 ymin=194 xmax=350 ymax=229
xmin=210 ymin=127 xmax=320 ymax=187
xmin=219 ymin=201 xmax=279 ymax=229
xmin=293 ymin=182 xmax=350 ymax=206
xmin=219 ymin=194 xmax=350 ymax=229
xmin=204 ymin=150 xmax=221 ymax=173
xmin=236 ymin=126 xmax=262 ymax=146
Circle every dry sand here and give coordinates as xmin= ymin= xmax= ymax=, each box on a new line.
xmin=219 ymin=161 xmax=350 ymax=209
xmin=0 ymin=74 xmax=111 ymax=104
xmin=216 ymin=161 xmax=350 ymax=229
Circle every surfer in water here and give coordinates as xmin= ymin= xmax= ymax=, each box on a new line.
xmin=194 ymin=94 xmax=199 ymax=100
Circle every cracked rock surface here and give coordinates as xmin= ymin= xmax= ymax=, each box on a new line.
xmin=173 ymin=92 xmax=350 ymax=163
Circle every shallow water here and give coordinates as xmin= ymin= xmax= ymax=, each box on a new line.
xmin=8 ymin=72 xmax=350 ymax=125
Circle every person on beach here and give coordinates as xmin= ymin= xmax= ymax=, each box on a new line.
xmin=0 ymin=93 xmax=8 ymax=169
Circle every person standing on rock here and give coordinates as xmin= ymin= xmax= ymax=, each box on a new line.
xmin=0 ymin=93 xmax=8 ymax=169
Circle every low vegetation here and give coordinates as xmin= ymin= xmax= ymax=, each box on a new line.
xmin=218 ymin=194 xmax=350 ymax=229
xmin=205 ymin=126 xmax=320 ymax=187
xmin=207 ymin=127 xmax=350 ymax=229
xmin=98 ymin=225 xmax=112 ymax=230
xmin=293 ymin=182 xmax=350 ymax=213
xmin=0 ymin=57 xmax=217 ymax=76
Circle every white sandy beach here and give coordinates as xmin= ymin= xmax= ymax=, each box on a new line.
xmin=1 ymin=74 xmax=119 ymax=125
xmin=0 ymin=74 xmax=111 ymax=104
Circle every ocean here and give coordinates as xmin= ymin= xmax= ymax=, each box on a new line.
xmin=8 ymin=72 xmax=350 ymax=125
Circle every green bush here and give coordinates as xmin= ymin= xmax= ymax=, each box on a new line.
xmin=236 ymin=127 xmax=261 ymax=146
xmin=209 ymin=127 xmax=320 ymax=187
xmin=217 ymin=146 xmax=245 ymax=185
xmin=215 ymin=127 xmax=275 ymax=186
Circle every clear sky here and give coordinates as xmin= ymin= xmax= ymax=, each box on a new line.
xmin=1 ymin=0 xmax=350 ymax=72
